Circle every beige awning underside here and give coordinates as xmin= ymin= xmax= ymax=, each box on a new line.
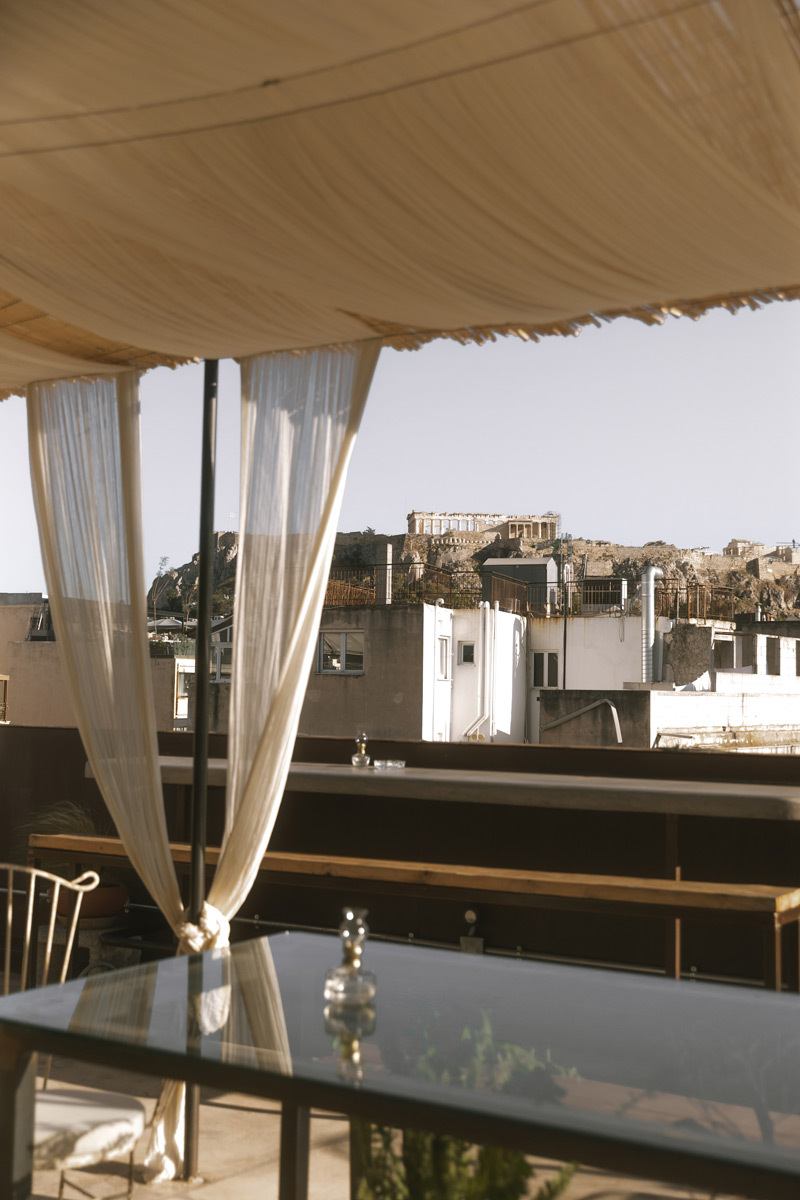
xmin=1 ymin=0 xmax=799 ymax=397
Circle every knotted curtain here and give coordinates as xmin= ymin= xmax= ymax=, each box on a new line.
xmin=26 ymin=340 xmax=379 ymax=1177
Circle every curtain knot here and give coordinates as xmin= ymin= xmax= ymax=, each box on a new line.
xmin=176 ymin=902 xmax=230 ymax=954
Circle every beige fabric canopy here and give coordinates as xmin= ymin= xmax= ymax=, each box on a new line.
xmin=1 ymin=0 xmax=799 ymax=397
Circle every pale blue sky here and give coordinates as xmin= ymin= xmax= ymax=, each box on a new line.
xmin=1 ymin=300 xmax=798 ymax=595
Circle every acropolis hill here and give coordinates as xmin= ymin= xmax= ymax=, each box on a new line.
xmin=148 ymin=521 xmax=800 ymax=619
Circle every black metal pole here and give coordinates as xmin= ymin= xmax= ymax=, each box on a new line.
xmin=183 ymin=358 xmax=218 ymax=1180
xmin=190 ymin=358 xmax=218 ymax=923
xmin=561 ymin=549 xmax=568 ymax=689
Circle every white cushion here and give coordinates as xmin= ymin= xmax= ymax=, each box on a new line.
xmin=34 ymin=1088 xmax=146 ymax=1171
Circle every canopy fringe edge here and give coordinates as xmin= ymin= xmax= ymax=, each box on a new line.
xmin=345 ymin=282 xmax=800 ymax=350
xmin=3 ymin=281 xmax=798 ymax=400
xmin=0 ymin=356 xmax=196 ymax=402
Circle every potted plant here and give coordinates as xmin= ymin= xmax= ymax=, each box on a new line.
xmin=350 ymin=1011 xmax=578 ymax=1200
xmin=18 ymin=800 xmax=130 ymax=924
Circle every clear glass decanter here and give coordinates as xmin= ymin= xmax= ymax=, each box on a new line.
xmin=323 ymin=907 xmax=377 ymax=1008
xmin=351 ymin=730 xmax=370 ymax=768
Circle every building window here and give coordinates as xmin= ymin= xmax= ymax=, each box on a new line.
xmin=318 ymin=631 xmax=364 ymax=673
xmin=766 ymin=637 xmax=781 ymax=676
xmin=458 ymin=641 xmax=475 ymax=665
xmin=175 ymin=667 xmax=192 ymax=720
xmin=533 ymin=652 xmax=560 ymax=688
xmin=437 ymin=636 xmax=450 ymax=679
xmin=713 ymin=639 xmax=734 ymax=670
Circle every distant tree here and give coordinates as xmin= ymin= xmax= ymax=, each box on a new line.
xmin=362 ymin=526 xmax=376 ymax=536
xmin=151 ymin=556 xmax=171 ymax=631
xmin=182 ymin=578 xmax=199 ymax=632
xmin=164 ymin=589 xmax=183 ymax=614
xmin=212 ymin=583 xmax=234 ymax=615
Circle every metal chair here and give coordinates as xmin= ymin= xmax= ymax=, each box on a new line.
xmin=2 ymin=862 xmax=146 ymax=1199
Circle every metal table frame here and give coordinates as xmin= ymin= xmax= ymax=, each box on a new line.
xmin=5 ymin=945 xmax=800 ymax=1200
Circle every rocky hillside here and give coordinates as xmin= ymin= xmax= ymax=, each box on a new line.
xmin=148 ymin=530 xmax=800 ymax=618
xmin=567 ymin=540 xmax=800 ymax=617
xmin=147 ymin=532 xmax=238 ymax=616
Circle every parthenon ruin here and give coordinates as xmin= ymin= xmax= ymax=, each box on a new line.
xmin=407 ymin=510 xmax=560 ymax=540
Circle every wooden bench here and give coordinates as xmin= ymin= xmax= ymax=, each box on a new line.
xmin=28 ymin=833 xmax=800 ymax=991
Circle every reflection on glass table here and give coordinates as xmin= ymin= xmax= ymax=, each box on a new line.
xmin=3 ymin=932 xmax=800 ymax=1199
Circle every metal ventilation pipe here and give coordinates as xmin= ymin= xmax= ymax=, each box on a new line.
xmin=641 ymin=564 xmax=663 ymax=682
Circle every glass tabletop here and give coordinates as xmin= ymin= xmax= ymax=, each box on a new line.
xmin=3 ymin=931 xmax=800 ymax=1187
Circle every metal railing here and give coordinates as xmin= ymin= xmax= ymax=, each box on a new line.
xmin=209 ymin=643 xmax=233 ymax=680
xmin=529 ymin=582 xmax=634 ymax=617
xmin=394 ymin=567 xmax=482 ymax=608
xmin=326 ymin=566 xmax=483 ymax=609
xmin=324 ymin=571 xmax=634 ymax=616
xmin=326 ymin=571 xmax=375 ymax=605
xmin=323 ymin=569 xmax=734 ymax=623
xmin=487 ymin=573 xmax=528 ymax=613
xmin=654 ymin=585 xmax=734 ymax=622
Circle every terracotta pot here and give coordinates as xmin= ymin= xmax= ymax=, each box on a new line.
xmin=52 ymin=882 xmax=129 ymax=921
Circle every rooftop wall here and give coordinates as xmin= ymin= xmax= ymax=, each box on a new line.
xmin=4 ymin=640 xmax=177 ymax=731
xmin=298 ymin=605 xmax=426 ymax=739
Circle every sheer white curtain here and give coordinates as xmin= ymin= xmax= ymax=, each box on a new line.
xmin=28 ymin=343 xmax=379 ymax=1178
xmin=146 ymin=342 xmax=380 ymax=1177
xmin=27 ymin=374 xmax=183 ymax=928
xmin=214 ymin=343 xmax=380 ymax=912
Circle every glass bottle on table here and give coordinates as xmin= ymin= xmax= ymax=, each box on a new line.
xmin=351 ymin=730 xmax=370 ymax=768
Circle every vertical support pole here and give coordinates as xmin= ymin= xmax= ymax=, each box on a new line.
xmin=279 ymin=1103 xmax=310 ymax=1200
xmin=349 ymin=1119 xmax=365 ymax=1200
xmin=183 ymin=358 xmax=218 ymax=1181
xmin=561 ymin=553 xmax=567 ymax=689
xmin=0 ymin=1033 xmax=35 ymax=1200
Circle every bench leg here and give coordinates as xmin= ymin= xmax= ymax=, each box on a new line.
xmin=664 ymin=817 xmax=681 ymax=981
xmin=665 ymin=917 xmax=681 ymax=981
xmin=764 ymin=915 xmax=782 ymax=991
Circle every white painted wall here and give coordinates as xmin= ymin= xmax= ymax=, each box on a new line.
xmin=651 ymin=690 xmax=800 ymax=744
xmin=451 ymin=607 xmax=483 ymax=740
xmin=714 ymin=669 xmax=800 ymax=694
xmin=528 ymin=615 xmax=667 ymax=691
xmin=753 ymin=634 xmax=800 ymax=680
xmin=449 ymin=607 xmax=526 ymax=742
xmin=421 ymin=603 xmax=453 ymax=741
xmin=490 ymin=609 xmax=527 ymax=742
